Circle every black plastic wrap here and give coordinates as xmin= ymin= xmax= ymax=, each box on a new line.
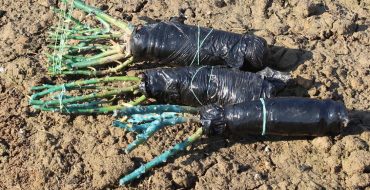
xmin=130 ymin=21 xmax=268 ymax=71
xmin=257 ymin=67 xmax=291 ymax=83
xmin=141 ymin=66 xmax=286 ymax=107
xmin=200 ymin=98 xmax=349 ymax=136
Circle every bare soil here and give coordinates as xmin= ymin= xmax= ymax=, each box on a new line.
xmin=0 ymin=0 xmax=369 ymax=189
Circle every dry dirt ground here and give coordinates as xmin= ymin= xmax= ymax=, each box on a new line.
xmin=0 ymin=0 xmax=370 ymax=189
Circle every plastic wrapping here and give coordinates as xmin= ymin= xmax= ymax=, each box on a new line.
xmin=200 ymin=98 xmax=349 ymax=136
xmin=257 ymin=67 xmax=291 ymax=83
xmin=141 ymin=66 xmax=286 ymax=107
xmin=130 ymin=21 xmax=268 ymax=71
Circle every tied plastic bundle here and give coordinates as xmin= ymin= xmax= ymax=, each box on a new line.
xmin=29 ymin=66 xmax=286 ymax=113
xmin=141 ymin=66 xmax=286 ymax=106
xmin=130 ymin=21 xmax=268 ymax=71
xmin=200 ymin=98 xmax=349 ymax=136
xmin=114 ymin=98 xmax=348 ymax=185
xmin=46 ymin=0 xmax=275 ymax=76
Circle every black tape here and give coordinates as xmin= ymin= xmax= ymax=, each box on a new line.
xmin=200 ymin=104 xmax=226 ymax=136
xmin=141 ymin=66 xmax=285 ymax=107
xmin=201 ymin=98 xmax=349 ymax=136
xmin=130 ymin=21 xmax=268 ymax=72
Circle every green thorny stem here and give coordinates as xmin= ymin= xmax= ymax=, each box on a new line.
xmin=48 ymin=0 xmax=135 ymax=76
xmin=111 ymin=105 xmax=202 ymax=185
xmin=29 ymin=76 xmax=147 ymax=114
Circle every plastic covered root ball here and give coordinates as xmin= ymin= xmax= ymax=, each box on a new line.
xmin=200 ymin=97 xmax=349 ymax=136
xmin=129 ymin=21 xmax=268 ymax=71
xmin=47 ymin=0 xmax=270 ymax=76
xmin=29 ymin=66 xmax=286 ymax=113
xmin=114 ymin=98 xmax=348 ymax=185
xmin=140 ymin=66 xmax=287 ymax=106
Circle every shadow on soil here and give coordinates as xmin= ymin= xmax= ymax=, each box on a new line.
xmin=267 ymin=45 xmax=313 ymax=72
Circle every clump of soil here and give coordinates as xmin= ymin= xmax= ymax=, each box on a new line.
xmin=0 ymin=0 xmax=369 ymax=189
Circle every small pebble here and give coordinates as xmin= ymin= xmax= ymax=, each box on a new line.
xmin=99 ymin=4 xmax=109 ymax=11
xmin=264 ymin=145 xmax=271 ymax=152
xmin=184 ymin=8 xmax=195 ymax=18
xmin=254 ymin=173 xmax=262 ymax=180
xmin=298 ymin=164 xmax=312 ymax=172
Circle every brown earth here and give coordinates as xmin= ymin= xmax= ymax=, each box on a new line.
xmin=0 ymin=0 xmax=370 ymax=189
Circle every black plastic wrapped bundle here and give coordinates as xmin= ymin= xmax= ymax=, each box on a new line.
xmin=200 ymin=98 xmax=349 ymax=136
xmin=140 ymin=66 xmax=286 ymax=107
xmin=130 ymin=21 xmax=268 ymax=72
